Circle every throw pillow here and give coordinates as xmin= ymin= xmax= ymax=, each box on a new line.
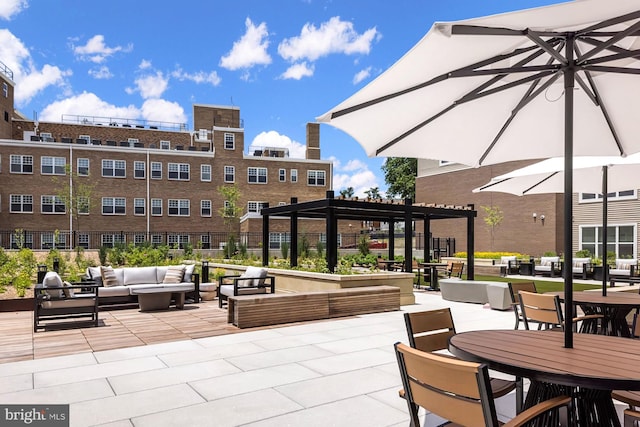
xmin=617 ymin=262 xmax=631 ymax=270
xmin=100 ymin=266 xmax=119 ymax=287
xmin=42 ymin=271 xmax=64 ymax=298
xmin=163 ymin=265 xmax=185 ymax=284
xmin=62 ymin=281 xmax=75 ymax=298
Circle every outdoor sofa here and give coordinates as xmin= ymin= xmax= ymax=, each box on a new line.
xmin=608 ymin=259 xmax=639 ymax=278
xmin=534 ymin=256 xmax=563 ymax=277
xmin=570 ymin=257 xmax=593 ymax=279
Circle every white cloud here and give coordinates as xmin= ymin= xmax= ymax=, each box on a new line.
xmin=73 ymin=35 xmax=132 ymax=63
xmin=171 ymin=67 xmax=221 ymax=86
xmin=88 ymin=65 xmax=113 ymax=79
xmin=0 ymin=0 xmax=27 ymax=20
xmin=330 ymin=155 xmax=381 ymax=198
xmin=140 ymin=98 xmax=186 ymax=124
xmin=249 ymin=130 xmax=306 ymax=158
xmin=139 ymin=59 xmax=152 ymax=69
xmin=220 ymin=17 xmax=271 ymax=71
xmin=131 ymin=71 xmax=169 ymax=99
xmin=278 ymin=16 xmax=378 ymax=62
xmin=280 ymin=62 xmax=314 ymax=80
xmin=39 ymin=92 xmax=139 ymax=122
xmin=0 ymin=29 xmax=70 ymax=106
xmin=353 ymin=67 xmax=371 ymax=84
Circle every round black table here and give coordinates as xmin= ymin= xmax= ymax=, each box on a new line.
xmin=450 ymin=329 xmax=640 ymax=426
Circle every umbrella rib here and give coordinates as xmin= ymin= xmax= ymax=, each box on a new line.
xmin=575 ymin=10 xmax=640 ymax=37
xmin=578 ymin=20 xmax=640 ymax=63
xmin=584 ymin=65 xmax=640 ymax=75
xmin=522 ymin=172 xmax=559 ymax=195
xmin=525 ymin=30 xmax=567 ymax=64
xmin=478 ymin=178 xmax=511 ymax=192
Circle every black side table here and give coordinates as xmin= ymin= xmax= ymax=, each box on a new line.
xmin=518 ymin=262 xmax=533 ymax=276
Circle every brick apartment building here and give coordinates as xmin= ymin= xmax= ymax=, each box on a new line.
xmin=0 ymin=62 xmax=336 ymax=251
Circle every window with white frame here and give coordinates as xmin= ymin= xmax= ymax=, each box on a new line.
xmin=151 ymin=198 xmax=162 ymax=216
xmin=2 ymin=82 xmax=7 ymax=97
xmin=151 ymin=234 xmax=163 ymax=245
xmin=41 ymin=195 xmax=66 ymax=214
xmin=10 ymin=155 xmax=33 ymax=174
xmin=78 ymin=233 xmax=89 ymax=249
xmin=320 ymin=233 xmax=342 ymax=247
xmin=291 ymin=169 xmax=298 ymax=183
xmin=201 ymin=200 xmax=212 ymax=216
xmin=77 ymin=196 xmax=89 ymax=214
xmin=160 ymin=140 xmax=170 ymax=150
xmin=41 ymin=233 xmax=55 ymax=249
xmin=134 ymin=161 xmax=145 ymax=179
xmin=77 ymin=158 xmax=89 ymax=176
xmin=11 ymin=231 xmax=32 ymax=249
xmin=269 ymin=232 xmax=291 ymax=249
xmin=134 ymin=234 xmax=146 ymax=246
xmin=224 ymin=133 xmax=235 ymax=150
xmin=168 ymin=163 xmax=190 ymax=180
xmin=79 ymin=134 xmax=91 ymax=144
xmin=101 ymin=234 xmax=125 ymax=248
xmin=41 ymin=156 xmax=66 ymax=175
xmin=224 ymin=165 xmax=235 ymax=182
xmin=168 ymin=234 xmax=190 ymax=248
xmin=40 ymin=132 xmax=53 ymax=142
xmin=10 ymin=194 xmax=33 ymax=213
xmin=201 ymin=164 xmax=211 ymax=182
xmin=248 ymin=201 xmax=267 ymax=213
xmin=579 ymin=190 xmax=637 ymax=203
xmin=198 ymin=129 xmax=208 ymax=140
xmin=168 ymin=199 xmax=190 ymax=216
xmin=134 ymin=198 xmax=145 ymax=215
xmin=307 ymin=170 xmax=326 ymax=186
xmin=128 ymin=138 xmax=139 ymax=145
xmin=102 ymin=197 xmax=126 ymax=215
xmin=580 ymin=224 xmax=636 ymax=259
xmin=279 ymin=169 xmax=286 ymax=182
xmin=151 ymin=162 xmax=162 ymax=179
xmin=102 ymin=159 xmax=126 ymax=177
xmin=248 ymin=167 xmax=267 ymax=184
xmin=200 ymin=234 xmax=211 ymax=249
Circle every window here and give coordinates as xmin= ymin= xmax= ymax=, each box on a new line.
xmin=279 ymin=169 xmax=286 ymax=182
xmin=580 ymin=190 xmax=637 ymax=202
xmin=248 ymin=167 xmax=267 ymax=184
xmin=10 ymin=194 xmax=33 ymax=213
xmin=10 ymin=155 xmax=33 ymax=174
xmin=102 ymin=197 xmax=126 ymax=215
xmin=580 ymin=224 xmax=636 ymax=259
xmin=41 ymin=233 xmax=55 ymax=249
xmin=134 ymin=198 xmax=145 ymax=215
xmin=101 ymin=234 xmax=125 ymax=248
xmin=291 ymin=169 xmax=298 ymax=183
xmin=134 ymin=161 xmax=145 ymax=179
xmin=201 ymin=200 xmax=212 ymax=217
xmin=198 ymin=129 xmax=208 ymax=140
xmin=160 ymin=140 xmax=170 ymax=150
xmin=2 ymin=82 xmax=7 ymax=97
xmin=307 ymin=170 xmax=326 ymax=186
xmin=128 ymin=138 xmax=139 ymax=145
xmin=224 ymin=133 xmax=235 ymax=150
xmin=77 ymin=196 xmax=89 ymax=214
xmin=168 ymin=199 xmax=190 ymax=216
xmin=79 ymin=134 xmax=91 ymax=144
xmin=102 ymin=159 xmax=126 ymax=177
xmin=168 ymin=163 xmax=190 ymax=180
xmin=269 ymin=232 xmax=291 ymax=249
xmin=151 ymin=234 xmax=163 ymax=245
xmin=41 ymin=195 xmax=66 ymax=214
xmin=201 ymin=164 xmax=211 ymax=182
xmin=168 ymin=234 xmax=190 ymax=248
xmin=41 ymin=156 xmax=66 ymax=175
xmin=224 ymin=166 xmax=235 ymax=183
xmin=151 ymin=198 xmax=162 ymax=216
xmin=77 ymin=158 xmax=89 ymax=176
xmin=151 ymin=162 xmax=162 ymax=179
xmin=11 ymin=231 xmax=32 ymax=249
xmin=248 ymin=201 xmax=267 ymax=213
xmin=200 ymin=234 xmax=211 ymax=249
xmin=40 ymin=132 xmax=53 ymax=142
xmin=78 ymin=233 xmax=89 ymax=249
xmin=134 ymin=234 xmax=146 ymax=246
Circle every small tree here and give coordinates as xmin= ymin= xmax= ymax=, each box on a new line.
xmin=339 ymin=187 xmax=355 ymax=198
xmin=357 ymin=234 xmax=371 ymax=256
xmin=218 ymin=185 xmax=243 ymax=257
xmin=364 ymin=187 xmax=382 ymax=200
xmin=480 ymin=205 xmax=504 ymax=251
xmin=54 ymin=164 xmax=95 ymax=238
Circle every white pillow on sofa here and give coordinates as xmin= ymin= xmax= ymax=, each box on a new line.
xmin=240 ymin=266 xmax=267 ymax=287
xmin=42 ymin=271 xmax=64 ymax=298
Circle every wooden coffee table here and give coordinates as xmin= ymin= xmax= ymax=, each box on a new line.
xmin=130 ymin=286 xmax=189 ymax=311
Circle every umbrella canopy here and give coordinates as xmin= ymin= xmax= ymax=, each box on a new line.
xmin=317 ymin=0 xmax=640 ymax=348
xmin=474 ymin=153 xmax=640 ymax=295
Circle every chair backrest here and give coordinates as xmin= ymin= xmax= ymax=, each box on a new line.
xmin=450 ymin=262 xmax=464 ymax=278
xmin=377 ymin=257 xmax=385 ymax=270
xmin=508 ymin=281 xmax=537 ymax=306
xmin=539 ymin=256 xmax=560 ymax=266
xmin=404 ymin=308 xmax=456 ymax=352
xmin=501 ymin=256 xmax=517 ymax=264
xmin=519 ymin=291 xmax=563 ymax=330
xmin=395 ymin=342 xmax=497 ymax=427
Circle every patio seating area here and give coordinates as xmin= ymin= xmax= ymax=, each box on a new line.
xmin=0 ymin=288 xmax=634 ymax=426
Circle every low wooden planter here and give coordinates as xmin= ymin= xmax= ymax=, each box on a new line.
xmin=0 ymin=298 xmax=34 ymax=312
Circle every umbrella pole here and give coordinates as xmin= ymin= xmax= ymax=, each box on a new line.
xmin=602 ymin=166 xmax=608 ymax=296
xmin=563 ymin=36 xmax=575 ymax=349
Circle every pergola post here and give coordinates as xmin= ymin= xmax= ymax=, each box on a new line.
xmin=388 ymin=219 xmax=395 ymax=260
xmin=290 ymin=197 xmax=298 ymax=267
xmin=466 ymin=204 xmax=475 ymax=280
xmin=262 ymin=203 xmax=269 ymax=267
xmin=424 ymin=215 xmax=431 ymax=262
xmin=404 ymin=198 xmax=413 ymax=272
xmin=326 ymin=191 xmax=338 ymax=272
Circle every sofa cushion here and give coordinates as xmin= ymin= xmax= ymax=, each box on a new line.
xmin=98 ymin=286 xmax=131 ymax=297
xmin=241 ymin=266 xmax=268 ymax=286
xmin=123 ymin=266 xmax=158 ymax=285
xmin=62 ymin=281 xmax=75 ymax=298
xmin=42 ymin=272 xmax=64 ymax=298
xmin=616 ymin=259 xmax=636 ymax=270
xmin=87 ymin=266 xmax=103 ymax=286
xmin=100 ymin=266 xmax=120 ymax=287
xmin=163 ymin=265 xmax=186 ymax=284
xmin=219 ymin=284 xmax=267 ymax=297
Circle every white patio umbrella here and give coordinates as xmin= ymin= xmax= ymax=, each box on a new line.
xmin=317 ymin=0 xmax=640 ymax=348
xmin=473 ymin=153 xmax=640 ymax=295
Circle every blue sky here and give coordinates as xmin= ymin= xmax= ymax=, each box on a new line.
xmin=1 ymin=0 xmax=564 ymax=197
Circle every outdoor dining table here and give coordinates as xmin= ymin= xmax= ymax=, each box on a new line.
xmin=418 ymin=262 xmax=448 ymax=291
xmin=449 ymin=329 xmax=640 ymax=427
xmin=378 ymin=259 xmax=401 ymax=271
xmin=547 ymin=291 xmax=640 ymax=338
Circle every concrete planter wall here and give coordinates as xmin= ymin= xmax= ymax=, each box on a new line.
xmin=212 ymin=264 xmax=415 ymax=305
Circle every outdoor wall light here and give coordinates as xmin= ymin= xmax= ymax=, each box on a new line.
xmin=532 ymin=212 xmax=537 ymax=222
xmin=540 ymin=214 xmax=546 ymax=225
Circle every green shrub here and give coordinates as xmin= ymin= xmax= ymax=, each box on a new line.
xmin=357 ymin=234 xmax=371 ymax=256
xmin=280 ymin=241 xmax=289 ymax=259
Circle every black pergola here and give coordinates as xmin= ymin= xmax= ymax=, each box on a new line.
xmin=260 ymin=190 xmax=477 ymax=277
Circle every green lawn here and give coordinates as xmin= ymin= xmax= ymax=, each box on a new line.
xmin=466 ymin=275 xmax=601 ymax=293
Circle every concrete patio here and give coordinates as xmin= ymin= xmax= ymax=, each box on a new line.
xmin=0 ymin=289 xmax=631 ymax=426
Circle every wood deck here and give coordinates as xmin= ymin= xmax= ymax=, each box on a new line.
xmin=0 ymin=301 xmax=264 ymax=364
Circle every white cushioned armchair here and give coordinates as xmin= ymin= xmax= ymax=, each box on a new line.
xmin=609 ymin=259 xmax=638 ymax=278
xmin=218 ymin=266 xmax=275 ymax=308
xmin=534 ymin=256 xmax=563 ymax=277
xmin=571 ymin=257 xmax=593 ymax=280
